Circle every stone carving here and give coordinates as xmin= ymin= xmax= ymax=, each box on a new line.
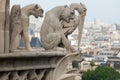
xmin=0 ymin=72 xmax=11 ymax=80
xmin=62 ymin=3 xmax=87 ymax=50
xmin=0 ymin=1 xmax=86 ymax=80
xmin=40 ymin=5 xmax=76 ymax=53
xmin=27 ymin=70 xmax=39 ymax=80
xmin=0 ymin=70 xmax=47 ymax=80
xmin=62 ymin=16 xmax=79 ymax=38
xmin=10 ymin=72 xmax=20 ymax=80
xmin=37 ymin=70 xmax=46 ymax=80
xmin=52 ymin=53 xmax=81 ymax=80
xmin=70 ymin=3 xmax=87 ymax=50
xmin=10 ymin=5 xmax=21 ymax=52
xmin=19 ymin=71 xmax=29 ymax=80
xmin=10 ymin=4 xmax=43 ymax=52
xmin=51 ymin=3 xmax=87 ymax=80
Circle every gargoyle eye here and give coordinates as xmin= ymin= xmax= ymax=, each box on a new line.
xmin=83 ymin=8 xmax=87 ymax=12
xmin=39 ymin=9 xmax=44 ymax=13
xmin=71 ymin=11 xmax=74 ymax=15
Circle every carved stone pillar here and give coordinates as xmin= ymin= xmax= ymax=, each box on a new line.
xmin=0 ymin=0 xmax=10 ymax=53
xmin=4 ymin=0 xmax=10 ymax=53
xmin=0 ymin=0 xmax=6 ymax=53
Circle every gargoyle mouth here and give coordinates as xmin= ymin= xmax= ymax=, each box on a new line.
xmin=40 ymin=15 xmax=43 ymax=17
xmin=35 ymin=16 xmax=38 ymax=18
xmin=66 ymin=18 xmax=70 ymax=23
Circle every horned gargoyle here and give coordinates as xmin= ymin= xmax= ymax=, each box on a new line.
xmin=10 ymin=4 xmax=43 ymax=52
xmin=70 ymin=3 xmax=87 ymax=50
xmin=62 ymin=2 xmax=87 ymax=50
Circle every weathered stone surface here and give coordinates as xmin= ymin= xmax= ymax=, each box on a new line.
xmin=40 ymin=5 xmax=76 ymax=53
xmin=0 ymin=31 xmax=4 ymax=53
xmin=0 ymin=0 xmax=10 ymax=53
xmin=0 ymin=0 xmax=6 ymax=53
xmin=0 ymin=50 xmax=66 ymax=71
xmin=70 ymin=3 xmax=87 ymax=50
xmin=0 ymin=72 xmax=10 ymax=80
xmin=4 ymin=0 xmax=10 ymax=53
xmin=0 ymin=2 xmax=85 ymax=80
xmin=0 ymin=48 xmax=66 ymax=57
xmin=10 ymin=4 xmax=43 ymax=52
xmin=52 ymin=53 xmax=79 ymax=80
xmin=59 ymin=74 xmax=80 ymax=80
xmin=62 ymin=16 xmax=79 ymax=38
xmin=10 ymin=5 xmax=22 ymax=52
xmin=44 ymin=69 xmax=54 ymax=80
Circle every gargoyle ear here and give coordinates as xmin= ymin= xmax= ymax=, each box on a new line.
xmin=35 ymin=4 xmax=38 ymax=9
xmin=80 ymin=2 xmax=83 ymax=5
xmin=80 ymin=2 xmax=84 ymax=6
xmin=64 ymin=5 xmax=68 ymax=8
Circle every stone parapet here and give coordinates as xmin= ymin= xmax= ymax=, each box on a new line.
xmin=0 ymin=50 xmax=66 ymax=71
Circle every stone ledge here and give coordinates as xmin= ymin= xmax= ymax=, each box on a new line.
xmin=0 ymin=49 xmax=67 ymax=58
xmin=0 ymin=49 xmax=66 ymax=71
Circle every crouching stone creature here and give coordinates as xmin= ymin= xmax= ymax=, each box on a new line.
xmin=40 ymin=5 xmax=76 ymax=53
xmin=10 ymin=4 xmax=43 ymax=52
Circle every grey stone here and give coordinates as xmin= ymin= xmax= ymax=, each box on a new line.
xmin=0 ymin=0 xmax=6 ymax=53
xmin=70 ymin=3 xmax=87 ymax=50
xmin=10 ymin=4 xmax=43 ymax=52
xmin=0 ymin=0 xmax=10 ymax=53
xmin=4 ymin=0 xmax=10 ymax=53
xmin=40 ymin=5 xmax=76 ymax=53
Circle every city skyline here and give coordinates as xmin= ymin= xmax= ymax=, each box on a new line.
xmin=10 ymin=0 xmax=120 ymax=24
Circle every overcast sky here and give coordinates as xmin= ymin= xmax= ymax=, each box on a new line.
xmin=10 ymin=0 xmax=120 ymax=24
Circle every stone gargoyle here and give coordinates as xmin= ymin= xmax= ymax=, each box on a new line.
xmin=40 ymin=5 xmax=76 ymax=53
xmin=62 ymin=2 xmax=87 ymax=50
xmin=10 ymin=4 xmax=43 ymax=52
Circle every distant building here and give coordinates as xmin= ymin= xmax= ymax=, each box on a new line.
xmin=80 ymin=61 xmax=91 ymax=71
xmin=94 ymin=51 xmax=115 ymax=65
xmin=106 ymin=57 xmax=120 ymax=70
xmin=116 ymin=24 xmax=120 ymax=31
xmin=83 ymin=55 xmax=94 ymax=61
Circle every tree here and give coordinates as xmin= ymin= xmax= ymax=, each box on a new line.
xmin=72 ymin=60 xmax=79 ymax=68
xmin=90 ymin=61 xmax=95 ymax=70
xmin=82 ymin=66 xmax=120 ymax=80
